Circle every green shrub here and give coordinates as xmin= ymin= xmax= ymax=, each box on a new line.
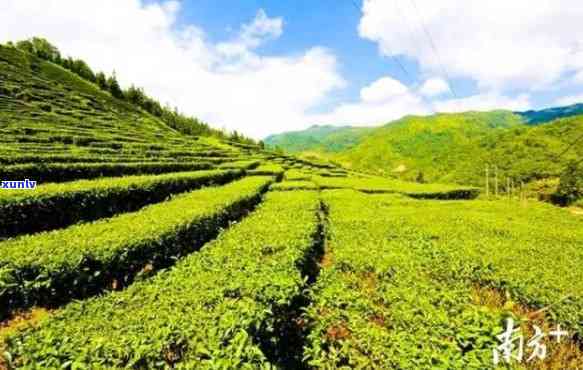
xmin=304 ymin=190 xmax=583 ymax=368
xmin=0 ymin=170 xmax=241 ymax=239
xmin=312 ymin=175 xmax=480 ymax=199
xmin=4 ymin=190 xmax=321 ymax=368
xmin=0 ymin=161 xmax=214 ymax=184
xmin=0 ymin=176 xmax=273 ymax=319
xmin=551 ymin=161 xmax=583 ymax=206
xmin=270 ymin=180 xmax=317 ymax=191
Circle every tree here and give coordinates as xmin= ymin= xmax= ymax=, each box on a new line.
xmin=62 ymin=57 xmax=73 ymax=70
xmin=107 ymin=72 xmax=124 ymax=99
xmin=71 ymin=59 xmax=96 ymax=82
xmin=95 ymin=72 xmax=108 ymax=91
xmin=15 ymin=38 xmax=61 ymax=62
xmin=30 ymin=37 xmax=61 ymax=61
xmin=553 ymin=161 xmax=583 ymax=206
xmin=125 ymin=85 xmax=146 ymax=106
xmin=15 ymin=40 xmax=35 ymax=54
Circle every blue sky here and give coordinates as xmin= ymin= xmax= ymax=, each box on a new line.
xmin=2 ymin=0 xmax=583 ymax=138
xmin=173 ymin=0 xmax=405 ymax=112
xmin=175 ymin=0 xmax=583 ymax=111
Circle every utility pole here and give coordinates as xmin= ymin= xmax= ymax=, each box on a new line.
xmin=485 ymin=166 xmax=490 ymax=198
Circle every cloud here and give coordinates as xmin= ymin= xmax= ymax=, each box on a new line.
xmin=419 ymin=77 xmax=449 ymax=97
xmin=554 ymin=94 xmax=583 ymax=107
xmin=308 ymin=76 xmax=429 ymax=126
xmin=360 ymin=77 xmax=409 ymax=103
xmin=433 ymin=93 xmax=531 ymax=113
xmin=216 ymin=9 xmax=283 ymax=58
xmin=0 ymin=1 xmax=344 ymax=139
xmin=359 ymin=0 xmax=583 ymax=91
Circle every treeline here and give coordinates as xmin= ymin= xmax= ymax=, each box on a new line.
xmin=6 ymin=37 xmax=260 ymax=146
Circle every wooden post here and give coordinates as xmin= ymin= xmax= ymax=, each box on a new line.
xmin=485 ymin=166 xmax=490 ymax=198
xmin=494 ymin=166 xmax=499 ymax=197
xmin=507 ymin=178 xmax=510 ymax=200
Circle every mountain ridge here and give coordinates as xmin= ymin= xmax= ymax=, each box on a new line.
xmin=264 ymin=107 xmax=583 ymax=186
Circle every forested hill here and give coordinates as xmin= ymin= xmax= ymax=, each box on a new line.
xmin=264 ymin=124 xmax=375 ymax=153
xmin=264 ymin=109 xmax=583 ymax=188
xmin=518 ymin=103 xmax=583 ymax=125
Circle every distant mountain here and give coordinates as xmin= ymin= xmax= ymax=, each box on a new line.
xmin=264 ymin=107 xmax=583 ymax=186
xmin=264 ymin=124 xmax=374 ymax=153
xmin=336 ymin=111 xmax=582 ymax=185
xmin=518 ymin=103 xmax=583 ymax=125
xmin=334 ymin=111 xmax=525 ymax=182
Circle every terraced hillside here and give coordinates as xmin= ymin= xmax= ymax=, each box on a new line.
xmin=1 ymin=43 xmax=582 ymax=369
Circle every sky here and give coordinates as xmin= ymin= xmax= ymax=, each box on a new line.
xmin=2 ymin=0 xmax=583 ymax=139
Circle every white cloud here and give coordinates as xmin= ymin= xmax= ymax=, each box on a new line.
xmin=434 ymin=93 xmax=531 ymax=113
xmin=419 ymin=77 xmax=449 ymax=97
xmin=360 ymin=77 xmax=409 ymax=103
xmin=554 ymin=94 xmax=583 ymax=106
xmin=216 ymin=9 xmax=283 ymax=58
xmin=308 ymin=76 xmax=429 ymax=126
xmin=0 ymin=1 xmax=344 ymax=139
xmin=359 ymin=0 xmax=583 ymax=91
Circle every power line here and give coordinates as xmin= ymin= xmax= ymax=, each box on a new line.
xmin=556 ymin=129 xmax=583 ymax=160
xmin=408 ymin=0 xmax=459 ymax=100
xmin=348 ymin=0 xmax=415 ymax=85
xmin=392 ymin=0 xmax=424 ymax=56
xmin=348 ymin=0 xmax=437 ymax=115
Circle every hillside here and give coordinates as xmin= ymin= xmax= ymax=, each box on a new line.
xmin=333 ymin=111 xmax=523 ymax=180
xmin=264 ymin=124 xmax=374 ymax=153
xmin=337 ymin=111 xmax=583 ymax=186
xmin=266 ymin=109 xmax=583 ymax=190
xmin=518 ymin=102 xmax=583 ymax=125
xmin=265 ymin=102 xmax=583 ymax=155
xmin=1 ymin=40 xmax=582 ymax=369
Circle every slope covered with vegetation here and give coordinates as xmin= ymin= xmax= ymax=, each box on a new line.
xmin=518 ymin=102 xmax=583 ymax=125
xmin=334 ymin=111 xmax=523 ymax=179
xmin=264 ymin=124 xmax=374 ymax=153
xmin=337 ymin=112 xmax=583 ymax=186
xmin=267 ymin=109 xmax=582 ymax=206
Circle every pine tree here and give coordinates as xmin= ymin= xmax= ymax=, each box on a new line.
xmin=125 ymin=85 xmax=145 ymax=106
xmin=107 ymin=72 xmax=124 ymax=99
xmin=95 ymin=72 xmax=108 ymax=91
